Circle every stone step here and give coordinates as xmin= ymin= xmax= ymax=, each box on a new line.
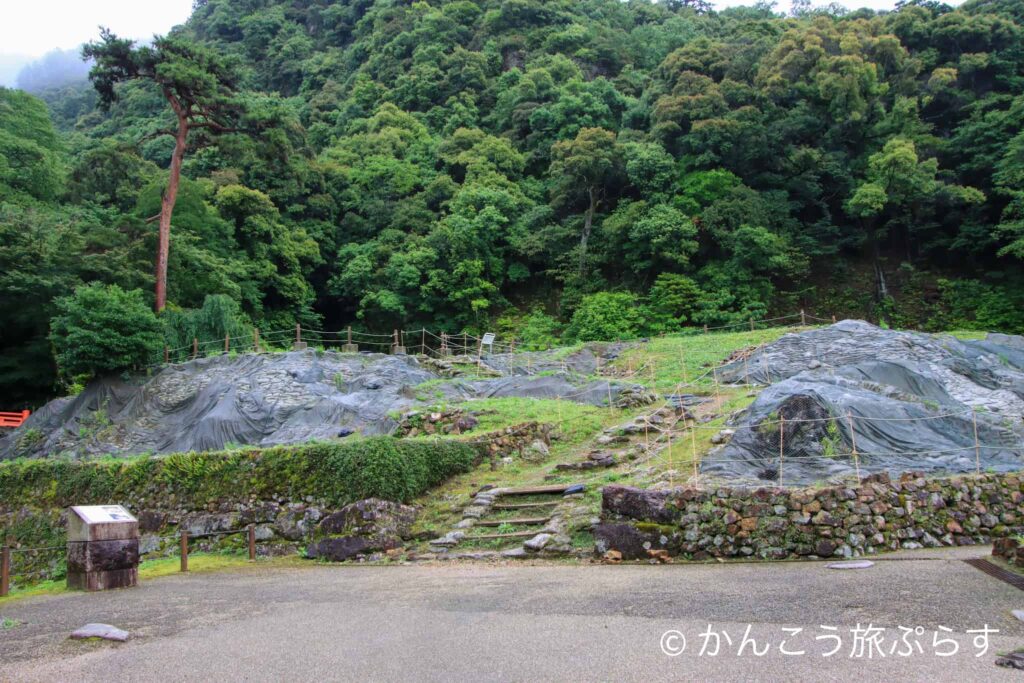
xmin=494 ymin=484 xmax=579 ymax=496
xmin=493 ymin=502 xmax=559 ymax=510
xmin=465 ymin=530 xmax=539 ymax=540
xmin=475 ymin=517 xmax=550 ymax=527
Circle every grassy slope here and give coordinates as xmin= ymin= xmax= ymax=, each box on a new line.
xmin=407 ymin=326 xmax=996 ymax=549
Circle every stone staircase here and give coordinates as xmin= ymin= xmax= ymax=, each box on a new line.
xmin=428 ymin=484 xmax=587 ymax=559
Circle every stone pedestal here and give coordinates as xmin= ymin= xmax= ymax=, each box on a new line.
xmin=67 ymin=506 xmax=139 ymax=592
xmin=293 ymin=342 xmax=308 ymax=350
xmin=391 ymin=345 xmax=407 ymax=355
xmin=341 ymin=343 xmax=359 ymax=353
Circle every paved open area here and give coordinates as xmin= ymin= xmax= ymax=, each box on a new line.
xmin=1 ymin=547 xmax=1022 ymax=681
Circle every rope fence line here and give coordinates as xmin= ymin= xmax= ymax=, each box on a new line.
xmin=147 ymin=309 xmax=839 ymax=372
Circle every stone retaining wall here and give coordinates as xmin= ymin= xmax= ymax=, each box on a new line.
xmin=1 ymin=425 xmax=552 ymax=586
xmin=596 ymin=471 xmax=1024 ymax=561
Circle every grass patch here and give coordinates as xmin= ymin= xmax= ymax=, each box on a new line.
xmin=614 ymin=328 xmax=801 ymax=393
xmin=0 ymin=552 xmax=305 ymax=605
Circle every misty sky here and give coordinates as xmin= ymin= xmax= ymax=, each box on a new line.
xmin=0 ymin=0 xmax=963 ymax=86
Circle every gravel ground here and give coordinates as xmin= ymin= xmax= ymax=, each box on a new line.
xmin=1 ymin=546 xmax=1022 ymax=681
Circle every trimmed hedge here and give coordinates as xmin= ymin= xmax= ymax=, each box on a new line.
xmin=0 ymin=437 xmax=479 ymax=510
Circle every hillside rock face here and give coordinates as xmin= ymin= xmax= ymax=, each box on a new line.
xmin=0 ymin=349 xmax=639 ymax=460
xmin=705 ymin=321 xmax=1024 ymax=483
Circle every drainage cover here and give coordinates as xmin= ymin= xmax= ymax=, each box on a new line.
xmin=964 ymin=558 xmax=1024 ymax=591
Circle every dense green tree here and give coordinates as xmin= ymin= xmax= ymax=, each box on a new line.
xmin=49 ymin=283 xmax=164 ymax=379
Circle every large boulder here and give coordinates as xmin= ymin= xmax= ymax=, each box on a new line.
xmin=306 ymin=498 xmax=417 ymax=562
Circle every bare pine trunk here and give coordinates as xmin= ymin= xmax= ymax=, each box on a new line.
xmin=155 ymin=106 xmax=188 ymax=312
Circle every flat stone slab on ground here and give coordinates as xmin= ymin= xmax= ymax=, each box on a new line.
xmin=827 ymin=560 xmax=874 ymax=570
xmin=70 ymin=623 xmax=129 ymax=642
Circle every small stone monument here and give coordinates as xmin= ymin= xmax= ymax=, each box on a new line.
xmin=67 ymin=505 xmax=139 ymax=591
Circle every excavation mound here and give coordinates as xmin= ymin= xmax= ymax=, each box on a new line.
xmin=0 ymin=349 xmax=640 ymax=460
xmin=703 ymin=321 xmax=1024 ymax=484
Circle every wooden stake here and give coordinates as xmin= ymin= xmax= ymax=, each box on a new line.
xmin=778 ymin=414 xmax=785 ymax=486
xmin=296 ymin=323 xmax=301 ymax=345
xmin=254 ymin=328 xmax=260 ymax=353
xmin=421 ymin=328 xmax=426 ymax=355
xmin=712 ymin=365 xmax=721 ymax=409
xmin=606 ymin=379 xmax=613 ymax=408
xmin=1 ymin=538 xmax=10 ymax=597
xmin=750 ymin=318 xmax=755 ymax=332
xmin=224 ymin=333 xmax=230 ymax=354
xmin=192 ymin=337 xmax=198 ymax=359
xmin=180 ymin=531 xmax=189 ymax=573
xmin=703 ymin=324 xmax=708 ymax=334
xmin=800 ymin=309 xmax=806 ymax=326
xmin=347 ymin=326 xmax=353 ymax=346
xmin=972 ymin=410 xmax=981 ymax=475
xmin=689 ymin=418 xmax=699 ymax=479
xmin=667 ymin=428 xmax=674 ymax=488
xmin=163 ymin=345 xmax=169 ymax=364
xmin=847 ymin=411 xmax=860 ymax=482
xmin=831 ymin=314 xmax=837 ymax=324
xmin=248 ymin=524 xmax=256 ymax=562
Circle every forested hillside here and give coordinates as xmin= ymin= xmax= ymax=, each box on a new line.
xmin=2 ymin=0 xmax=1024 ymax=405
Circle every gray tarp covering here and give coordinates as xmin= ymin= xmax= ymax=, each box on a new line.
xmin=704 ymin=321 xmax=1024 ymax=484
xmin=0 ymin=349 xmax=639 ymax=460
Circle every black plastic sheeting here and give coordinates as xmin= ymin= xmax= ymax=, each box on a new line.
xmin=0 ymin=349 xmax=640 ymax=460
xmin=704 ymin=321 xmax=1024 ymax=484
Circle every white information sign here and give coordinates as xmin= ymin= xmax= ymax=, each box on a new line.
xmin=481 ymin=333 xmax=496 ymax=346
xmin=72 ymin=505 xmax=137 ymax=524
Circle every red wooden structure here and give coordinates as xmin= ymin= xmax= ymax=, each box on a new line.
xmin=0 ymin=410 xmax=30 ymax=428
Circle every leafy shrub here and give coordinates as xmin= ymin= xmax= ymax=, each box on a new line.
xmin=162 ymin=294 xmax=252 ymax=353
xmin=929 ymin=279 xmax=1024 ymax=334
xmin=498 ymin=307 xmax=562 ymax=350
xmin=49 ymin=283 xmax=164 ymax=378
xmin=647 ymin=273 xmax=704 ymax=330
xmin=564 ymin=291 xmax=652 ymax=342
xmin=0 ymin=437 xmax=479 ymax=511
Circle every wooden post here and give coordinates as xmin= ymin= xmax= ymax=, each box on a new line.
xmin=224 ymin=333 xmax=230 ymax=354
xmin=477 ymin=338 xmax=483 ymax=370
xmin=606 ymin=379 xmax=613 ymax=409
xmin=254 ymin=328 xmax=260 ymax=353
xmin=800 ymin=309 xmax=806 ymax=326
xmin=667 ymin=427 xmax=674 ymax=488
xmin=347 ymin=326 xmax=353 ymax=346
xmin=847 ymin=411 xmax=860 ymax=482
xmin=421 ymin=329 xmax=426 ymax=355
xmin=180 ymin=531 xmax=189 ymax=573
xmin=192 ymin=337 xmax=198 ymax=359
xmin=703 ymin=324 xmax=708 ymax=334
xmin=463 ymin=332 xmax=468 ymax=355
xmin=163 ymin=346 xmax=169 ymax=364
xmin=972 ymin=410 xmax=981 ymax=475
xmin=750 ymin=318 xmax=755 ymax=332
xmin=296 ymin=323 xmax=301 ymax=344
xmin=778 ymin=414 xmax=785 ymax=486
xmin=1 ymin=538 xmax=10 ymax=597
xmin=440 ymin=332 xmax=448 ymax=357
xmin=832 ymin=314 xmax=837 ymax=324
xmin=248 ymin=524 xmax=256 ymax=562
